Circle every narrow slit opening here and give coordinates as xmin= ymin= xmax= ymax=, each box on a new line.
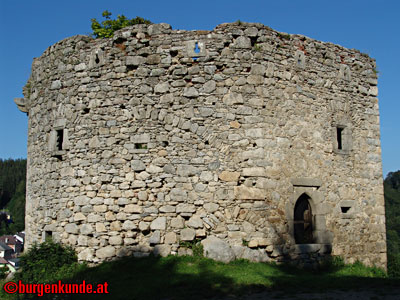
xmin=56 ymin=129 xmax=64 ymax=151
xmin=337 ymin=127 xmax=344 ymax=150
xmin=134 ymin=143 xmax=148 ymax=150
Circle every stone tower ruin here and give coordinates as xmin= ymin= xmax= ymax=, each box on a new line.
xmin=15 ymin=22 xmax=386 ymax=268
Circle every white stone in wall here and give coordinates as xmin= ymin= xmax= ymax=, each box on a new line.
xmin=150 ymin=217 xmax=167 ymax=230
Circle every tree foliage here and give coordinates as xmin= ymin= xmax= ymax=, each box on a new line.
xmin=0 ymin=159 xmax=26 ymax=208
xmin=15 ymin=240 xmax=81 ymax=284
xmin=0 ymin=159 xmax=26 ymax=235
xmin=384 ymin=171 xmax=400 ymax=277
xmin=91 ymin=10 xmax=152 ymax=39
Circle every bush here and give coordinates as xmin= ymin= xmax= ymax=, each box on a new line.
xmin=15 ymin=240 xmax=82 ymax=284
xmin=91 ymin=10 xmax=152 ymax=39
xmin=179 ymin=239 xmax=204 ymax=258
xmin=0 ymin=267 xmax=8 ymax=280
xmin=388 ymin=253 xmax=400 ymax=278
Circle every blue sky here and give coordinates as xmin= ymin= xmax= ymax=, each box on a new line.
xmin=0 ymin=0 xmax=399 ymax=177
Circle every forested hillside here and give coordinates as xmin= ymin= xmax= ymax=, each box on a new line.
xmin=385 ymin=170 xmax=400 ymax=277
xmin=0 ymin=158 xmax=26 ymax=234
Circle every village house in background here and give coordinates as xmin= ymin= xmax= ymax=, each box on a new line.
xmin=15 ymin=21 xmax=386 ymax=269
xmin=0 ymin=232 xmax=24 ymax=273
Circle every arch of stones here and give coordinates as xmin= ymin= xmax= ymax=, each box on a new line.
xmin=15 ymin=21 xmax=386 ymax=268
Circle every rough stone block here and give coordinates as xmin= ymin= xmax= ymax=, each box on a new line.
xmin=219 ymin=171 xmax=240 ymax=182
xmin=165 ymin=232 xmax=177 ymax=244
xmin=171 ymin=217 xmax=185 ymax=229
xmin=234 ymin=186 xmax=265 ymax=200
xmin=149 ymin=230 xmax=161 ymax=245
xmin=201 ymin=236 xmax=235 ymax=263
xmin=186 ymin=215 xmax=203 ymax=228
xmin=80 ymin=224 xmax=93 ymax=235
xmin=122 ymin=220 xmax=137 ymax=231
xmin=65 ymin=223 xmax=79 ymax=234
xmin=150 ymin=217 xmax=167 ymax=230
xmin=96 ymin=246 xmax=116 ymax=259
xmin=204 ymin=203 xmax=219 ymax=213
xmin=180 ymin=228 xmax=196 ymax=241
xmin=153 ymin=245 xmax=171 ymax=257
xmin=242 ymin=167 xmax=266 ymax=177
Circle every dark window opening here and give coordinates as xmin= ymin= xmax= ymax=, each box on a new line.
xmin=113 ymin=37 xmax=127 ymax=49
xmin=95 ymin=54 xmax=100 ymax=64
xmin=297 ymin=58 xmax=302 ymax=66
xmin=56 ymin=129 xmax=64 ymax=151
xmin=250 ymin=36 xmax=258 ymax=47
xmin=170 ymin=50 xmax=178 ymax=57
xmin=341 ymin=206 xmax=351 ymax=213
xmin=336 ymin=127 xmax=344 ymax=150
xmin=127 ymin=65 xmax=138 ymax=71
xmin=294 ymin=194 xmax=313 ymax=244
xmin=134 ymin=143 xmax=147 ymax=150
xmin=44 ymin=231 xmax=52 ymax=241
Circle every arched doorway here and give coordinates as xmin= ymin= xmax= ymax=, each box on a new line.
xmin=294 ymin=193 xmax=313 ymax=244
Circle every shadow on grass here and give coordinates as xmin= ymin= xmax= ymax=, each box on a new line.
xmin=3 ymin=254 xmax=400 ymax=300
xmin=261 ymin=261 xmax=400 ymax=296
xmin=62 ymin=255 xmax=244 ymax=300
xmin=64 ymin=255 xmax=400 ymax=300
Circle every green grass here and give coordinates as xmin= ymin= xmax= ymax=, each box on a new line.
xmin=1 ymin=255 xmax=398 ymax=300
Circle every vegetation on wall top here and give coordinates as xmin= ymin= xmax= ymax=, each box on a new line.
xmin=91 ymin=10 xmax=152 ymax=39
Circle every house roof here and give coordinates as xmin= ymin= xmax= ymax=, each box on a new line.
xmin=14 ymin=232 xmax=25 ymax=242
xmin=15 ymin=232 xmax=25 ymax=239
xmin=0 ymin=235 xmax=20 ymax=245
xmin=0 ymin=257 xmax=8 ymax=264
xmin=0 ymin=242 xmax=12 ymax=251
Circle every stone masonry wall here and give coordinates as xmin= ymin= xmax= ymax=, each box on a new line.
xmin=16 ymin=22 xmax=386 ymax=268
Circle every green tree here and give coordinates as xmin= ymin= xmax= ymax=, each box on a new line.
xmin=0 ymin=158 xmax=26 ymax=235
xmin=15 ymin=240 xmax=81 ymax=284
xmin=0 ymin=158 xmax=26 ymax=208
xmin=91 ymin=10 xmax=152 ymax=39
xmin=384 ymin=170 xmax=400 ymax=277
xmin=4 ymin=180 xmax=26 ymax=233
